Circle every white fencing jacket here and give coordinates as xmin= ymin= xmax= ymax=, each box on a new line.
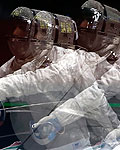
xmin=0 ymin=46 xmax=118 ymax=150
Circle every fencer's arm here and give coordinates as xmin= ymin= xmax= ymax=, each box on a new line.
xmin=50 ymin=83 xmax=106 ymax=126
xmin=0 ymin=52 xmax=78 ymax=102
xmin=97 ymin=62 xmax=120 ymax=99
xmin=50 ymin=63 xmax=120 ymax=127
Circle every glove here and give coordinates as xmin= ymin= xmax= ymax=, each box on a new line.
xmin=104 ymin=128 xmax=120 ymax=144
xmin=100 ymin=128 xmax=120 ymax=150
xmin=30 ymin=115 xmax=63 ymax=145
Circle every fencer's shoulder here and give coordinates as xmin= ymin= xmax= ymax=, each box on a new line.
xmin=0 ymin=56 xmax=15 ymax=78
xmin=51 ymin=45 xmax=76 ymax=61
xmin=76 ymin=49 xmax=100 ymax=59
xmin=52 ymin=45 xmax=101 ymax=62
xmin=52 ymin=45 xmax=74 ymax=54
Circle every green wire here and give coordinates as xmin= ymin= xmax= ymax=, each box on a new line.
xmin=3 ymin=102 xmax=28 ymax=108
xmin=109 ymin=103 xmax=120 ymax=107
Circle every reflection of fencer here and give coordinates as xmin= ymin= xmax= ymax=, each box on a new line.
xmin=35 ymin=60 xmax=120 ymax=150
xmin=0 ymin=6 xmax=78 ymax=78
xmin=0 ymin=7 xmax=40 ymax=149
xmin=0 ymin=4 xmax=120 ymax=150
xmin=75 ymin=0 xmax=120 ymax=64
xmin=36 ymin=58 xmax=120 ymax=150
xmin=0 ymin=14 xmax=119 ymax=150
xmin=0 ymin=7 xmax=39 ymax=77
xmin=0 ymin=7 xmax=75 ymax=150
xmin=31 ymin=1 xmax=120 ymax=149
xmin=0 ymin=53 xmax=117 ymax=150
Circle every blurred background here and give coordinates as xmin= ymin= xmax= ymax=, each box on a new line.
xmin=0 ymin=0 xmax=120 ymax=148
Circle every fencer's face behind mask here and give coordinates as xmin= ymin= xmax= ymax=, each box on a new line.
xmin=8 ymin=22 xmax=30 ymax=59
xmin=7 ymin=7 xmax=36 ymax=60
xmin=7 ymin=8 xmax=54 ymax=61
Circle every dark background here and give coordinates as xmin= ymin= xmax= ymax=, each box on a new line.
xmin=0 ymin=0 xmax=119 ymax=65
xmin=0 ymin=0 xmax=120 ymax=148
xmin=0 ymin=0 xmax=119 ymax=19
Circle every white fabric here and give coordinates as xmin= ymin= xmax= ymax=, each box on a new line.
xmin=0 ymin=46 xmax=73 ymax=77
xmin=0 ymin=48 xmax=106 ymax=101
xmin=0 ymin=46 xmax=118 ymax=149
xmin=51 ymin=63 xmax=120 ymax=125
xmin=49 ymin=139 xmax=90 ymax=150
xmin=48 ymin=62 xmax=120 ymax=148
xmin=113 ymin=145 xmax=120 ymax=150
xmin=104 ymin=127 xmax=120 ymax=149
